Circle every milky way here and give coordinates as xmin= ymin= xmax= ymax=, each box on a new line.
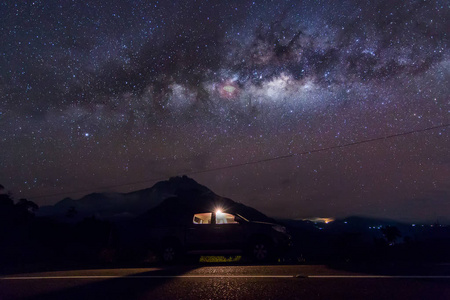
xmin=1 ymin=0 xmax=449 ymax=222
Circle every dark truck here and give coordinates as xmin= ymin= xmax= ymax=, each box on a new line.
xmin=149 ymin=209 xmax=291 ymax=263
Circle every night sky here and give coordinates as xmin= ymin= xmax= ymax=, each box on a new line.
xmin=1 ymin=0 xmax=449 ymax=223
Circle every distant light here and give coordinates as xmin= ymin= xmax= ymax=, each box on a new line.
xmin=216 ymin=209 xmax=223 ymax=215
xmin=412 ymin=224 xmax=416 ymax=227
xmin=303 ymin=217 xmax=335 ymax=224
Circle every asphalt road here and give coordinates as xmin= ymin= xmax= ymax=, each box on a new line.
xmin=1 ymin=264 xmax=449 ymax=299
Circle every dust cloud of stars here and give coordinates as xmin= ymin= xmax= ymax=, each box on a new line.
xmin=0 ymin=0 xmax=449 ymax=222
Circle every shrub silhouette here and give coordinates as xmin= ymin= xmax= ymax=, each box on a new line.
xmin=381 ymin=226 xmax=401 ymax=246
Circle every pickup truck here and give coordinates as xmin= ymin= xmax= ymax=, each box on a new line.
xmin=149 ymin=209 xmax=291 ymax=263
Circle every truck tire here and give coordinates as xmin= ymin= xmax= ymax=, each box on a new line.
xmin=250 ymin=239 xmax=273 ymax=263
xmin=161 ymin=241 xmax=181 ymax=264
xmin=252 ymin=241 xmax=269 ymax=261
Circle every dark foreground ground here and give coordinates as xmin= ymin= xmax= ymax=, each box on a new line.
xmin=1 ymin=263 xmax=449 ymax=300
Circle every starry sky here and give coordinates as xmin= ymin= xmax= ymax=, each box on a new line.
xmin=1 ymin=0 xmax=449 ymax=223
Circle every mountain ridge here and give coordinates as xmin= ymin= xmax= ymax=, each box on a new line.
xmin=37 ymin=176 xmax=273 ymax=222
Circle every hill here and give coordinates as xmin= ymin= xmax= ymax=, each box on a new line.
xmin=37 ymin=176 xmax=273 ymax=223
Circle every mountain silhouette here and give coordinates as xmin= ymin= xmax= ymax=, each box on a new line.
xmin=38 ymin=176 xmax=273 ymax=223
xmin=138 ymin=186 xmax=274 ymax=226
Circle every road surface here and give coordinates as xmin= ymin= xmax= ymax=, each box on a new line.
xmin=1 ymin=264 xmax=449 ymax=299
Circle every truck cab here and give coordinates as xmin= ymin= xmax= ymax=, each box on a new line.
xmin=154 ymin=209 xmax=291 ymax=263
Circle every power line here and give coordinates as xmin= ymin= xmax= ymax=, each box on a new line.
xmin=28 ymin=123 xmax=449 ymax=200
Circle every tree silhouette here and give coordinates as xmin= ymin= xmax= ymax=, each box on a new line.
xmin=0 ymin=190 xmax=15 ymax=227
xmin=66 ymin=206 xmax=77 ymax=218
xmin=0 ymin=184 xmax=41 ymax=265
xmin=381 ymin=226 xmax=401 ymax=246
xmin=0 ymin=184 xmax=39 ymax=225
xmin=0 ymin=184 xmax=13 ymax=207
xmin=16 ymin=198 xmax=39 ymax=214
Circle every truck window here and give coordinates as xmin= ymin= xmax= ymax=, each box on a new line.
xmin=216 ymin=212 xmax=239 ymax=225
xmin=193 ymin=212 xmax=212 ymax=224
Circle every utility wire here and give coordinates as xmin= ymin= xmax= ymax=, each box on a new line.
xmin=28 ymin=123 xmax=449 ymax=200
